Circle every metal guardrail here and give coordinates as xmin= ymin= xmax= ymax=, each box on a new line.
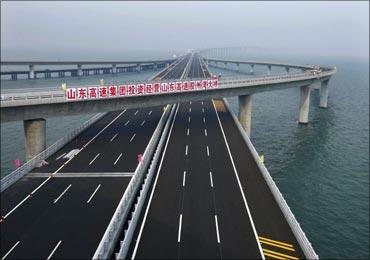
xmin=222 ymin=98 xmax=319 ymax=259
xmin=92 ymin=104 xmax=173 ymax=259
xmin=0 ymin=112 xmax=107 ymax=192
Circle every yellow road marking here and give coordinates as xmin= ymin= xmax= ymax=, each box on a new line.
xmin=259 ymin=240 xmax=295 ymax=252
xmin=263 ymin=249 xmax=299 ymax=260
xmin=259 ymin=236 xmax=294 ymax=248
xmin=263 ymin=252 xmax=286 ymax=260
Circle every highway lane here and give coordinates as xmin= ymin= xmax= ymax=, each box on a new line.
xmin=131 ymin=54 xmax=263 ymax=259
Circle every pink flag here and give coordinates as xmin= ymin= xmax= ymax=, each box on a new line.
xmin=138 ymin=154 xmax=142 ymax=162
xmin=14 ymin=159 xmax=20 ymax=169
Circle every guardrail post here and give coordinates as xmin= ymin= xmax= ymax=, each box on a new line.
xmin=299 ymin=85 xmax=311 ymax=124
xmin=319 ymin=79 xmax=330 ymax=108
xmin=24 ymin=118 xmax=46 ymax=161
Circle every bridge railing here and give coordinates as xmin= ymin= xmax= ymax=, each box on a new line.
xmin=0 ymin=112 xmax=107 ymax=192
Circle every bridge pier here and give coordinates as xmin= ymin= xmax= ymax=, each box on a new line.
xmin=11 ymin=73 xmax=18 ymax=80
xmin=239 ymin=94 xmax=252 ymax=137
xmin=250 ymin=64 xmax=254 ymax=74
xmin=154 ymin=63 xmax=158 ymax=70
xmin=112 ymin=64 xmax=117 ymax=74
xmin=285 ymin=67 xmax=290 ymax=73
xmin=224 ymin=62 xmax=227 ymax=69
xmin=236 ymin=63 xmax=240 ymax=72
xmin=267 ymin=65 xmax=272 ymax=75
xmin=320 ymin=79 xmax=330 ymax=108
xmin=29 ymin=65 xmax=35 ymax=79
xmin=77 ymin=64 xmax=83 ymax=77
xmin=136 ymin=64 xmax=141 ymax=72
xmin=299 ymin=85 xmax=311 ymax=124
xmin=23 ymin=118 xmax=46 ymax=161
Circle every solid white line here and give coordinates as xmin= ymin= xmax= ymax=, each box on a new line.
xmin=185 ymin=145 xmax=188 ymax=156
xmin=56 ymin=153 xmax=66 ymax=160
xmin=205 ymin=129 xmax=208 ymax=137
xmin=1 ymin=241 xmax=20 ymax=260
xmin=207 ymin=146 xmax=210 ymax=157
xmin=141 ymin=120 xmax=146 ymax=126
xmin=212 ymin=100 xmax=265 ymax=259
xmin=148 ymin=110 xmax=152 ymax=115
xmin=47 ymin=240 xmax=62 ymax=260
xmin=110 ymin=133 xmax=118 ymax=142
xmin=134 ymin=110 xmax=139 ymax=115
xmin=187 ymin=128 xmax=189 ymax=136
xmin=178 ymin=214 xmax=183 ymax=243
xmin=89 ymin=153 xmax=100 ymax=165
xmin=87 ymin=184 xmax=101 ymax=203
xmin=188 ymin=116 xmax=191 ymax=123
xmin=209 ymin=172 xmax=214 ymax=187
xmin=214 ymin=215 xmax=220 ymax=243
xmin=203 ymin=117 xmax=206 ymax=123
xmin=125 ymin=120 xmax=130 ymax=126
xmin=183 ymin=171 xmax=186 ymax=187
xmin=53 ymin=184 xmax=72 ymax=204
xmin=114 ymin=153 xmax=122 ymax=165
xmin=132 ymin=104 xmax=179 ymax=259
xmin=130 ymin=134 xmax=136 ymax=142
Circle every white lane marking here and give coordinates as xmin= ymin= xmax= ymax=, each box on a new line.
xmin=212 ymin=100 xmax=265 ymax=259
xmin=125 ymin=120 xmax=130 ymax=126
xmin=187 ymin=128 xmax=189 ymax=136
xmin=209 ymin=172 xmax=214 ymax=187
xmin=110 ymin=133 xmax=118 ymax=142
xmin=1 ymin=241 xmax=20 ymax=260
xmin=132 ymin=104 xmax=179 ymax=258
xmin=185 ymin=145 xmax=188 ymax=156
xmin=202 ymin=108 xmax=205 ymax=113
xmin=130 ymin=133 xmax=136 ymax=142
xmin=183 ymin=171 xmax=186 ymax=187
xmin=53 ymin=184 xmax=72 ymax=204
xmin=188 ymin=116 xmax=191 ymax=123
xmin=214 ymin=215 xmax=220 ymax=243
xmin=148 ymin=110 xmax=152 ymax=115
xmin=190 ymin=101 xmax=192 ymax=105
xmin=56 ymin=153 xmax=66 ymax=160
xmin=205 ymin=129 xmax=208 ymax=137
xmin=201 ymin=101 xmax=204 ymax=105
xmin=178 ymin=214 xmax=183 ymax=243
xmin=141 ymin=120 xmax=146 ymax=126
xmin=89 ymin=153 xmax=100 ymax=165
xmin=134 ymin=110 xmax=139 ymax=115
xmin=207 ymin=146 xmax=210 ymax=157
xmin=87 ymin=184 xmax=101 ymax=204
xmin=203 ymin=117 xmax=206 ymax=123
xmin=189 ymin=107 xmax=191 ymax=113
xmin=47 ymin=240 xmax=62 ymax=260
xmin=114 ymin=153 xmax=123 ymax=165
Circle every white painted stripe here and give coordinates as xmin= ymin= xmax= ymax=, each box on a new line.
xmin=89 ymin=153 xmax=100 ymax=165
xmin=188 ymin=116 xmax=191 ymax=123
xmin=178 ymin=214 xmax=183 ymax=243
xmin=209 ymin=172 xmax=214 ymax=187
xmin=189 ymin=108 xmax=191 ymax=113
xmin=190 ymin=101 xmax=192 ymax=105
xmin=140 ymin=120 xmax=146 ymax=126
xmin=207 ymin=146 xmax=210 ymax=157
xmin=1 ymin=241 xmax=20 ymax=260
xmin=214 ymin=215 xmax=220 ymax=243
xmin=53 ymin=184 xmax=72 ymax=204
xmin=134 ymin=110 xmax=139 ymax=115
xmin=185 ymin=145 xmax=188 ymax=156
xmin=110 ymin=133 xmax=118 ymax=142
xmin=114 ymin=153 xmax=122 ymax=165
xmin=205 ymin=129 xmax=208 ymax=137
xmin=148 ymin=110 xmax=152 ymax=115
xmin=56 ymin=153 xmax=66 ymax=160
xmin=47 ymin=240 xmax=62 ymax=260
xmin=130 ymin=134 xmax=136 ymax=142
xmin=187 ymin=128 xmax=189 ymax=136
xmin=87 ymin=184 xmax=101 ymax=203
xmin=202 ymin=108 xmax=205 ymax=113
xmin=212 ymin=100 xmax=265 ymax=259
xmin=183 ymin=171 xmax=186 ymax=187
xmin=132 ymin=104 xmax=179 ymax=259
xmin=201 ymin=101 xmax=204 ymax=105
xmin=203 ymin=117 xmax=206 ymax=123
xmin=125 ymin=120 xmax=130 ymax=126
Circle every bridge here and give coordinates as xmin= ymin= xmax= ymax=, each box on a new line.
xmin=1 ymin=51 xmax=336 ymax=259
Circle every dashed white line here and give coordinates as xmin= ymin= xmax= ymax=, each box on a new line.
xmin=110 ymin=133 xmax=118 ymax=142
xmin=47 ymin=240 xmax=62 ymax=260
xmin=188 ymin=116 xmax=191 ymax=123
xmin=189 ymin=108 xmax=191 ymax=113
xmin=185 ymin=145 xmax=188 ymax=156
xmin=209 ymin=172 xmax=214 ymax=187
xmin=202 ymin=108 xmax=205 ymax=113
xmin=201 ymin=101 xmax=204 ymax=105
xmin=141 ymin=120 xmax=146 ymax=126
xmin=214 ymin=215 xmax=220 ymax=243
xmin=178 ymin=214 xmax=183 ymax=243
xmin=183 ymin=171 xmax=186 ymax=187
xmin=148 ymin=110 xmax=152 ymax=115
xmin=1 ymin=241 xmax=20 ymax=260
xmin=124 ymin=120 xmax=130 ymax=126
xmin=53 ymin=184 xmax=72 ymax=204
xmin=130 ymin=134 xmax=136 ymax=142
xmin=204 ymin=129 xmax=208 ymax=137
xmin=87 ymin=184 xmax=101 ymax=204
xmin=203 ymin=117 xmax=206 ymax=123
xmin=190 ymin=101 xmax=192 ymax=105
xmin=207 ymin=146 xmax=210 ymax=157
xmin=89 ymin=153 xmax=100 ymax=165
xmin=114 ymin=153 xmax=123 ymax=165
xmin=56 ymin=153 xmax=66 ymax=160
xmin=187 ymin=128 xmax=189 ymax=136
xmin=134 ymin=110 xmax=139 ymax=115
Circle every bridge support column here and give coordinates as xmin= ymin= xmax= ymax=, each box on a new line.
xmin=236 ymin=63 xmax=240 ymax=72
xmin=267 ymin=65 xmax=272 ymax=75
xmin=112 ymin=64 xmax=117 ymax=74
xmin=154 ymin=63 xmax=158 ymax=70
xmin=29 ymin=65 xmax=35 ymax=79
xmin=320 ymin=79 xmax=330 ymax=108
xmin=224 ymin=62 xmax=227 ymax=69
xmin=11 ymin=73 xmax=18 ymax=80
xmin=24 ymin=118 xmax=46 ymax=161
xmin=250 ymin=64 xmax=254 ymax=74
xmin=298 ymin=85 xmax=311 ymax=124
xmin=285 ymin=67 xmax=290 ymax=73
xmin=136 ymin=64 xmax=141 ymax=72
xmin=77 ymin=64 xmax=83 ymax=77
xmin=239 ymin=94 xmax=253 ymax=137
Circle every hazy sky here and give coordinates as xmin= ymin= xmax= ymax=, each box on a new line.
xmin=1 ymin=1 xmax=369 ymax=59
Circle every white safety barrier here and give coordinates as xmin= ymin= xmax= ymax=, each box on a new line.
xmin=93 ymin=104 xmax=174 ymax=260
xmin=222 ymin=98 xmax=319 ymax=259
xmin=0 ymin=112 xmax=107 ymax=192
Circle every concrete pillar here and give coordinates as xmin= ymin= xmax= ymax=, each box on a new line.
xmin=136 ymin=64 xmax=141 ymax=72
xmin=112 ymin=64 xmax=117 ymax=74
xmin=77 ymin=64 xmax=83 ymax=77
xmin=267 ymin=65 xmax=272 ymax=75
xmin=285 ymin=67 xmax=290 ymax=73
xmin=24 ymin=119 xmax=46 ymax=161
xmin=224 ymin=62 xmax=227 ymax=69
xmin=298 ymin=85 xmax=311 ymax=124
xmin=239 ymin=95 xmax=253 ymax=137
xmin=250 ymin=64 xmax=254 ymax=74
xmin=154 ymin=63 xmax=158 ymax=70
xmin=320 ymin=80 xmax=329 ymax=108
xmin=236 ymin=63 xmax=240 ymax=72
xmin=29 ymin=65 xmax=35 ymax=79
